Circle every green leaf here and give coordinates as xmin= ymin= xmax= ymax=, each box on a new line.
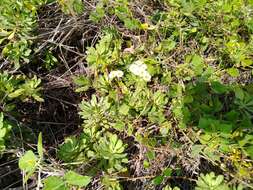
xmin=191 ymin=54 xmax=204 ymax=75
xmin=191 ymin=145 xmax=203 ymax=157
xmin=65 ymin=171 xmax=91 ymax=187
xmin=18 ymin=150 xmax=37 ymax=172
xmin=234 ymin=86 xmax=244 ymax=100
xmin=43 ymin=176 xmax=68 ymax=190
xmin=143 ymin=159 xmax=150 ymax=168
xmin=161 ymin=39 xmax=176 ymax=52
xmin=58 ymin=136 xmax=81 ymax=162
xmin=219 ymin=123 xmax=232 ymax=133
xmin=0 ymin=127 xmax=6 ymax=139
xmin=89 ymin=5 xmax=105 ymax=22
xmin=32 ymin=94 xmax=44 ymax=102
xmin=73 ymin=0 xmax=84 ymax=14
xmin=0 ymin=139 xmax=5 ymax=151
xmin=198 ymin=117 xmax=211 ymax=130
xmin=123 ymin=18 xmax=140 ymax=29
xmin=153 ymin=175 xmax=164 ymax=185
xmin=211 ymin=81 xmax=228 ymax=94
xmin=58 ymin=0 xmax=84 ymax=15
xmin=146 ymin=150 xmax=155 ymax=160
xmin=196 ymin=172 xmax=229 ymax=190
xmin=93 ymin=132 xmax=127 ymax=172
xmin=163 ymin=168 xmax=172 ymax=177
xmin=113 ymin=121 xmax=125 ymax=131
xmin=0 ymin=112 xmax=11 ymax=151
xmin=163 ymin=185 xmax=181 ymax=190
xmin=241 ymin=59 xmax=253 ymax=67
xmin=0 ymin=113 xmax=7 ymax=138
xmin=245 ymin=145 xmax=253 ymax=159
xmin=37 ymin=132 xmax=43 ymax=159
xmin=119 ymin=104 xmax=130 ymax=115
xmin=0 ymin=113 xmax=3 ymax=129
xmin=227 ymin=68 xmax=239 ymax=77
xmin=8 ymin=89 xmax=25 ymax=98
xmin=73 ymin=76 xmax=90 ymax=92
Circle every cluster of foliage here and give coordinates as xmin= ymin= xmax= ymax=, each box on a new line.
xmin=0 ymin=72 xmax=42 ymax=151
xmin=0 ymin=0 xmax=49 ymax=67
xmin=0 ymin=0 xmax=253 ymax=189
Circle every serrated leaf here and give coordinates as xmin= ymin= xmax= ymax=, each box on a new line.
xmin=119 ymin=103 xmax=130 ymax=115
xmin=163 ymin=168 xmax=172 ymax=177
xmin=43 ymin=176 xmax=68 ymax=190
xmin=191 ymin=54 xmax=204 ymax=75
xmin=65 ymin=171 xmax=91 ymax=187
xmin=153 ymin=175 xmax=164 ymax=185
xmin=19 ymin=150 xmax=37 ymax=172
xmin=113 ymin=121 xmax=124 ymax=131
xmin=227 ymin=68 xmax=239 ymax=77
xmin=211 ymin=81 xmax=228 ymax=94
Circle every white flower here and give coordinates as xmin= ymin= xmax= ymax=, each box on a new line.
xmin=142 ymin=70 xmax=151 ymax=81
xmin=108 ymin=70 xmax=124 ymax=80
xmin=129 ymin=64 xmax=140 ymax=75
xmin=135 ymin=60 xmax=147 ymax=70
xmin=129 ymin=60 xmax=147 ymax=76
xmin=129 ymin=60 xmax=151 ymax=81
